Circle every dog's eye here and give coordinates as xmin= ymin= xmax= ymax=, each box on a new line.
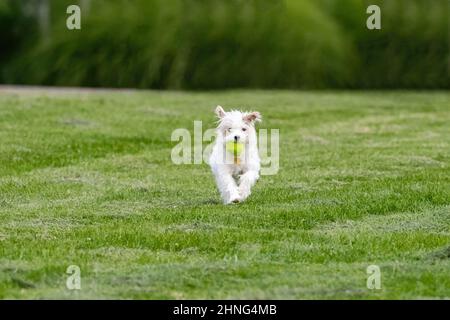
xmin=242 ymin=128 xmax=247 ymax=132
xmin=227 ymin=128 xmax=231 ymax=132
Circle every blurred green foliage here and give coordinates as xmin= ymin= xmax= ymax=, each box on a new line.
xmin=0 ymin=1 xmax=37 ymax=64
xmin=1 ymin=0 xmax=448 ymax=89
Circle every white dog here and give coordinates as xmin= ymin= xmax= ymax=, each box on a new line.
xmin=209 ymin=105 xmax=261 ymax=204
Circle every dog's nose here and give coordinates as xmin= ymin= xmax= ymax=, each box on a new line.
xmin=234 ymin=135 xmax=239 ymax=141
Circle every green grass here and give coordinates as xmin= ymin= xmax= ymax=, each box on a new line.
xmin=0 ymin=89 xmax=449 ymax=299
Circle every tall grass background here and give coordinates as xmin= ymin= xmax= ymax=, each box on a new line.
xmin=1 ymin=0 xmax=448 ymax=89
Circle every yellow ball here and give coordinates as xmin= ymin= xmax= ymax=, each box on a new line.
xmin=226 ymin=142 xmax=244 ymax=156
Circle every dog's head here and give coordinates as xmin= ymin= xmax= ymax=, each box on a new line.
xmin=215 ymin=105 xmax=261 ymax=144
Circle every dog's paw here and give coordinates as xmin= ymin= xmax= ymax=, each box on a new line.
xmin=225 ymin=196 xmax=242 ymax=204
xmin=238 ymin=187 xmax=251 ymax=200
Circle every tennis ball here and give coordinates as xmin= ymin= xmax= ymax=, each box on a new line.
xmin=226 ymin=142 xmax=244 ymax=156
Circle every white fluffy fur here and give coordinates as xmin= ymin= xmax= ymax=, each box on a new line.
xmin=209 ymin=105 xmax=261 ymax=204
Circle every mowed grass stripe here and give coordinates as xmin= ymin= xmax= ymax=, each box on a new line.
xmin=0 ymin=90 xmax=449 ymax=299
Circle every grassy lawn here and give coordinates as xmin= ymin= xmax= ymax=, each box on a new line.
xmin=0 ymin=88 xmax=449 ymax=299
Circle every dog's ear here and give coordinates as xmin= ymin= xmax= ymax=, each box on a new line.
xmin=243 ymin=111 xmax=262 ymax=124
xmin=215 ymin=105 xmax=226 ymax=119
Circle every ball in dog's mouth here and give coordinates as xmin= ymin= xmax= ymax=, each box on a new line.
xmin=226 ymin=142 xmax=244 ymax=156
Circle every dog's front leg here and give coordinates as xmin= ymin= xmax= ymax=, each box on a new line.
xmin=214 ymin=169 xmax=241 ymax=204
xmin=238 ymin=170 xmax=259 ymax=201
